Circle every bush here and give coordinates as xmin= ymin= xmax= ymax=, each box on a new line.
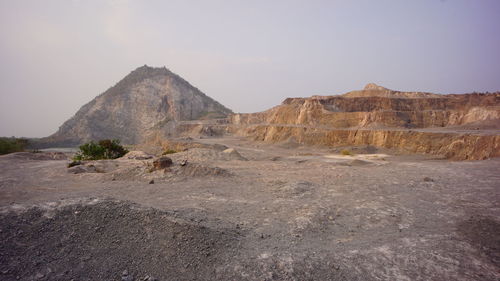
xmin=73 ymin=139 xmax=128 ymax=161
xmin=0 ymin=137 xmax=29 ymax=155
xmin=162 ymin=149 xmax=177 ymax=155
xmin=341 ymin=149 xmax=353 ymax=156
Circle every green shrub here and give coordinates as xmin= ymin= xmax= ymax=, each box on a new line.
xmin=0 ymin=137 xmax=29 ymax=155
xmin=340 ymin=149 xmax=353 ymax=156
xmin=162 ymin=149 xmax=177 ymax=155
xmin=73 ymin=139 xmax=128 ymax=161
xmin=97 ymin=139 xmax=128 ymax=159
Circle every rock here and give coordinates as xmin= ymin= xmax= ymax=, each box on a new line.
xmin=67 ymin=165 xmax=97 ymax=174
xmin=67 ymin=160 xmax=82 ymax=168
xmin=122 ymin=276 xmax=134 ymax=281
xmin=122 ymin=151 xmax=154 ymax=160
xmin=222 ymin=148 xmax=247 ymax=161
xmin=121 ymin=270 xmax=134 ymax=281
xmin=347 ymin=159 xmax=372 ymax=166
xmin=212 ymin=144 xmax=229 ymax=151
xmin=149 ymin=179 xmax=155 ymax=184
xmin=152 ymin=157 xmax=173 ymax=170
xmin=175 ymin=163 xmax=230 ymax=177
xmin=423 ymin=177 xmax=434 ymax=182
xmin=48 ymin=152 xmax=69 ymax=160
xmin=280 ymin=181 xmax=314 ymax=197
xmin=222 ymin=148 xmax=236 ymax=154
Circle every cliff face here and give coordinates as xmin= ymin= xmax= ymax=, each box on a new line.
xmin=236 ymin=125 xmax=500 ymax=160
xmin=47 ymin=66 xmax=232 ymax=145
xmin=230 ymin=84 xmax=500 ymax=160
xmin=232 ymin=90 xmax=499 ymax=129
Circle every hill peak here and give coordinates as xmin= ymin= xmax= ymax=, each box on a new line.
xmin=127 ymin=65 xmax=173 ymax=78
xmin=363 ymin=83 xmax=390 ymax=91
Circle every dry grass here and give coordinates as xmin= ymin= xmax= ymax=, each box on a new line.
xmin=341 ymin=149 xmax=354 ymax=156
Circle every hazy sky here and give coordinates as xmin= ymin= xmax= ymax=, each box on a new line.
xmin=1 ymin=0 xmax=499 ymax=137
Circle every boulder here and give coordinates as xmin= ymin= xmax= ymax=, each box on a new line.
xmin=122 ymin=151 xmax=154 ymax=160
xmin=222 ymin=148 xmax=247 ymax=161
xmin=152 ymin=157 xmax=173 ymax=170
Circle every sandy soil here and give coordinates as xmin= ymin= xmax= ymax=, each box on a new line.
xmin=0 ymin=137 xmax=499 ymax=280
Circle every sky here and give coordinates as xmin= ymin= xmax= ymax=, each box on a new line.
xmin=1 ymin=0 xmax=499 ymax=137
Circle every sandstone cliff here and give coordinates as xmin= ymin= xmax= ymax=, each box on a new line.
xmin=45 ymin=65 xmax=232 ymax=145
xmin=230 ymin=84 xmax=500 ymax=160
xmin=231 ymin=84 xmax=499 ymax=129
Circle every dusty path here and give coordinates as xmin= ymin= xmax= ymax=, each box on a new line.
xmin=0 ymin=137 xmax=499 ymax=280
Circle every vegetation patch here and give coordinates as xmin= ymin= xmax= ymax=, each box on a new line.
xmin=0 ymin=137 xmax=29 ymax=155
xmin=341 ymin=149 xmax=354 ymax=156
xmin=162 ymin=149 xmax=177 ymax=155
xmin=73 ymin=139 xmax=128 ymax=161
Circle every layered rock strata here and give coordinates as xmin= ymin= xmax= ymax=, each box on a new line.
xmin=229 ymin=84 xmax=500 ymax=160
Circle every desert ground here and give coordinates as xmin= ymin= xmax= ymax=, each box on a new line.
xmin=0 ymin=136 xmax=499 ymax=281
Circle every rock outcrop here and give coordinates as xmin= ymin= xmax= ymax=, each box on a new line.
xmin=231 ymin=84 xmax=499 ymax=129
xmin=229 ymin=84 xmax=500 ymax=160
xmin=44 ymin=65 xmax=232 ymax=146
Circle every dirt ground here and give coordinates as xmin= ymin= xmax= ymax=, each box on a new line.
xmin=0 ymin=137 xmax=499 ymax=281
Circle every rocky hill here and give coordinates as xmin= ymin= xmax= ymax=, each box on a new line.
xmin=44 ymin=66 xmax=232 ymax=146
xmin=229 ymin=84 xmax=500 ymax=160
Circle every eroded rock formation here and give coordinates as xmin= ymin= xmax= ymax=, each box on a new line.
xmin=229 ymin=84 xmax=500 ymax=160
